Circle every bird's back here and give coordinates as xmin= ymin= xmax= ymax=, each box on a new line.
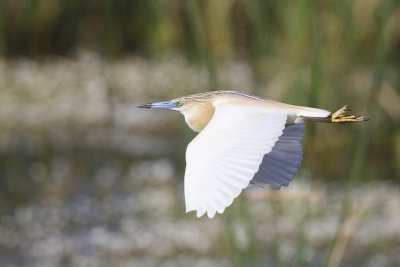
xmin=177 ymin=91 xmax=331 ymax=132
xmin=211 ymin=91 xmax=330 ymax=118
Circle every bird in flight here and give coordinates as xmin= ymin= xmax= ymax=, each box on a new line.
xmin=138 ymin=91 xmax=366 ymax=218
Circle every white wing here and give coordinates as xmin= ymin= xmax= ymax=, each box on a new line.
xmin=184 ymin=105 xmax=288 ymax=218
xmin=251 ymin=123 xmax=305 ymax=189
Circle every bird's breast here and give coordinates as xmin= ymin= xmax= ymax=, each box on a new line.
xmin=183 ymin=104 xmax=215 ymax=132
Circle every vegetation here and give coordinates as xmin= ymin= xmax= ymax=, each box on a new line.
xmin=0 ymin=0 xmax=399 ymax=266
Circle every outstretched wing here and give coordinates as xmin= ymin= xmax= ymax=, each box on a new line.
xmin=251 ymin=123 xmax=305 ymax=189
xmin=184 ymin=105 xmax=288 ymax=218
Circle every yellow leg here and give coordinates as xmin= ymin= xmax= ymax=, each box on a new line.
xmin=331 ymin=105 xmax=367 ymax=123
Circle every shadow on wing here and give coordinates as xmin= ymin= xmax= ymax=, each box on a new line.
xmin=251 ymin=123 xmax=306 ymax=189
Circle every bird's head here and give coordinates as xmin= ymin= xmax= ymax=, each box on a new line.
xmin=138 ymin=93 xmax=216 ymax=132
xmin=138 ymin=93 xmax=214 ymax=113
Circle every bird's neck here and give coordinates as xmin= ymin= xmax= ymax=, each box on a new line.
xmin=182 ymin=102 xmax=215 ymax=132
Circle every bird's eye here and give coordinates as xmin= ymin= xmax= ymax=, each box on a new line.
xmin=176 ymin=101 xmax=183 ymax=107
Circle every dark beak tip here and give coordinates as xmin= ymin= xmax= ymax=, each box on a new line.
xmin=137 ymin=103 xmax=152 ymax=109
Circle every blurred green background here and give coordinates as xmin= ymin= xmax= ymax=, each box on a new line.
xmin=0 ymin=0 xmax=400 ymax=266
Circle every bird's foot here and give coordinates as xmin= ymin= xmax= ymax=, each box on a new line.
xmin=331 ymin=105 xmax=368 ymax=123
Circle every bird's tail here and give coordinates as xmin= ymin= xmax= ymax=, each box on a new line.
xmin=296 ymin=106 xmax=331 ymax=118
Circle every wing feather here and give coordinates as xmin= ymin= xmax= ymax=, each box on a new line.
xmin=184 ymin=105 xmax=287 ymax=218
xmin=251 ymin=124 xmax=306 ymax=189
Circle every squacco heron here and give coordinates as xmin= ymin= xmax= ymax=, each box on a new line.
xmin=138 ymin=91 xmax=366 ymax=218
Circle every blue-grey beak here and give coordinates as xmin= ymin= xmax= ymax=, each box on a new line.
xmin=137 ymin=101 xmax=177 ymax=110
